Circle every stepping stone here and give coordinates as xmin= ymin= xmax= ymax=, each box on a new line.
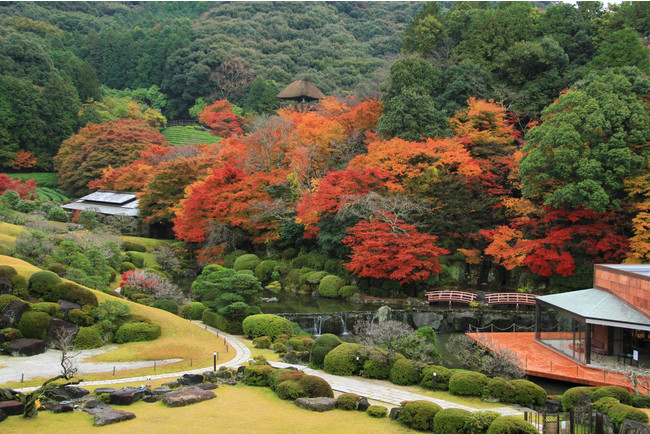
xmin=94 ymin=388 xmax=117 ymax=395
xmin=196 ymin=383 xmax=218 ymax=391
xmin=294 ymin=397 xmax=336 ymax=412
xmin=93 ymin=408 xmax=136 ymax=426
xmin=84 ymin=400 xmax=102 ymax=409
xmin=6 ymin=338 xmax=45 ymax=356
xmin=162 ymin=387 xmax=216 ymax=408
xmin=0 ymin=400 xmax=24 ymax=416
xmin=153 ymin=387 xmax=172 ymax=395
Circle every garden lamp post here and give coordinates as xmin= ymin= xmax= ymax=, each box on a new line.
xmin=214 ymin=351 xmax=217 ymax=371
xmin=355 ymin=356 xmax=360 ymax=375
xmin=433 ymin=372 xmax=437 ymax=391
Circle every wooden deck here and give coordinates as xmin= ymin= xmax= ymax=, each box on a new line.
xmin=467 ymin=332 xmax=648 ymax=392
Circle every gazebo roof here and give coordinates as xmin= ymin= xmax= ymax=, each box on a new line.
xmin=277 ymin=79 xmax=326 ymax=101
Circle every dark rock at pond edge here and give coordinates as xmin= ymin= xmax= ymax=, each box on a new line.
xmin=84 ymin=400 xmax=102 ymax=409
xmin=389 ymin=407 xmax=401 ymax=420
xmin=109 ymin=387 xmax=148 ymax=406
xmin=46 ymin=318 xmax=79 ymax=347
xmin=58 ymin=300 xmax=81 ymax=315
xmin=153 ymin=387 xmax=172 ymax=395
xmin=177 ymin=373 xmax=204 ymax=385
xmin=162 ymin=387 xmax=216 ymax=407
xmin=294 ymin=397 xmax=336 ymax=412
xmin=0 ymin=400 xmax=24 ymax=416
xmin=0 ymin=408 xmax=6 ymax=423
xmin=142 ymin=395 xmax=158 ymax=403
xmin=94 ymin=387 xmax=117 ymax=395
xmin=196 ymin=383 xmax=218 ymax=391
xmin=51 ymin=403 xmax=73 ymax=414
xmin=93 ymin=408 xmax=136 ymax=426
xmin=544 ymin=398 xmax=562 ymax=413
xmin=620 ymin=419 xmax=650 ymax=434
xmin=0 ymin=300 xmax=30 ymax=329
xmin=357 ymin=397 xmax=370 ymax=412
xmin=7 ymin=338 xmax=45 ymax=356
xmin=0 ymin=277 xmax=11 ymax=295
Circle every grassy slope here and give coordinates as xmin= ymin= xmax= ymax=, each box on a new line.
xmin=0 ymin=222 xmax=25 ymax=250
xmin=1 ymin=383 xmax=414 ymax=433
xmin=0 ymin=255 xmax=234 ymax=387
xmin=161 ymin=126 xmax=222 ymax=147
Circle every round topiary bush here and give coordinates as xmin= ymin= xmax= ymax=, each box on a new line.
xmin=254 ymin=260 xmax=278 ymax=283
xmin=122 ymin=241 xmax=146 ymax=252
xmin=336 ymin=393 xmax=360 ymax=410
xmin=433 ymin=408 xmax=471 ymax=434
xmin=67 ymin=308 xmax=93 ymax=326
xmin=449 ymin=371 xmax=489 ymax=397
xmin=464 ymin=410 xmax=501 ymax=434
xmin=48 ymin=206 xmax=69 ymax=222
xmin=390 ymin=358 xmax=422 ymax=386
xmin=367 ymin=405 xmax=388 ymax=418
xmin=233 ymin=254 xmax=261 ymax=271
xmin=421 ymin=365 xmax=452 ymax=391
xmin=510 ymin=379 xmax=547 ymax=408
xmin=253 ymin=336 xmax=272 ymax=349
xmin=243 ymin=365 xmax=275 ymax=386
xmin=338 ymin=285 xmax=359 ymax=299
xmin=0 ymin=265 xmax=17 ymax=278
xmin=56 ymin=282 xmax=98 ymax=307
xmin=75 ymin=326 xmax=103 ymax=349
xmin=323 ymin=343 xmax=368 ymax=376
xmin=273 ymin=342 xmax=287 ymax=354
xmin=115 ymin=321 xmax=161 ymax=343
xmin=276 ymin=380 xmax=305 ymax=400
xmin=18 ymin=311 xmax=51 ymax=339
xmin=47 ymin=263 xmax=67 ymax=277
xmin=121 ymin=261 xmax=136 ymax=273
xmin=318 ymin=275 xmax=345 ymax=298
xmin=33 ymin=302 xmax=60 ymax=316
xmin=268 ymin=369 xmax=305 ymax=391
xmin=561 ymin=386 xmax=596 ymax=411
xmin=126 ymin=252 xmax=145 ymax=268
xmin=309 ymin=333 xmax=343 ymax=369
xmin=9 ymin=275 xmax=29 ymax=299
xmin=0 ymin=294 xmax=19 ymax=311
xmin=591 ymin=386 xmax=632 ymax=405
xmin=242 ymin=314 xmax=293 ymax=340
xmin=632 ymin=395 xmax=650 ymax=409
xmin=298 ymin=374 xmax=333 ymax=398
xmin=151 ymin=299 xmax=179 ymax=315
xmin=593 ymin=397 xmax=649 ymax=430
xmin=398 ymin=400 xmax=442 ymax=431
xmin=28 ymin=270 xmax=62 ymax=301
xmin=483 ymin=377 xmax=516 ymax=403
xmin=487 ymin=416 xmax=538 ymax=434
xmin=179 ymin=302 xmax=206 ymax=320
xmin=362 ymin=349 xmax=391 ymax=380
xmin=223 ymin=250 xmax=248 ymax=268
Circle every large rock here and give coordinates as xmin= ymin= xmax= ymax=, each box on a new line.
xmin=196 ymin=383 xmax=218 ymax=391
xmin=294 ymin=397 xmax=337 ymax=412
xmin=162 ymin=387 xmax=216 ymax=408
xmin=94 ymin=387 xmax=117 ymax=395
xmin=153 ymin=387 xmax=172 ymax=395
xmin=0 ymin=300 xmax=30 ymax=329
xmin=45 ymin=385 xmax=89 ymax=402
xmin=93 ymin=408 xmax=136 ymax=426
xmin=109 ymin=388 xmax=148 ymax=406
xmin=0 ymin=400 xmax=24 ymax=416
xmin=46 ymin=318 xmax=79 ymax=347
xmin=620 ymin=419 xmax=650 ymax=434
xmin=58 ymin=300 xmax=81 ymax=315
xmin=51 ymin=404 xmax=73 ymax=414
xmin=389 ymin=407 xmax=402 ymax=420
xmin=0 ymin=277 xmax=11 ymax=295
xmin=0 ymin=408 xmax=6 ymax=423
xmin=7 ymin=338 xmax=45 ymax=356
xmin=177 ymin=374 xmax=204 ymax=386
xmin=543 ymin=398 xmax=562 ymax=414
xmin=357 ymin=397 xmax=370 ymax=412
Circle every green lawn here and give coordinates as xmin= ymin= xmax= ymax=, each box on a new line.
xmin=161 ymin=125 xmax=222 ymax=146
xmin=5 ymin=172 xmax=59 ymax=188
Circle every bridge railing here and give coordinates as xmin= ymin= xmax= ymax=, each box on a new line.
xmin=486 ymin=293 xmax=536 ymax=306
xmin=425 ymin=290 xmax=477 ymax=306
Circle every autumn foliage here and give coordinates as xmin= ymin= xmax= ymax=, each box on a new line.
xmin=198 ymin=99 xmax=244 ymax=138
xmin=0 ymin=173 xmax=37 ymax=199
xmin=11 ymin=150 xmax=37 ymax=170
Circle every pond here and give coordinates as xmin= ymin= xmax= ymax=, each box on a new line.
xmin=259 ymin=291 xmax=402 ymax=314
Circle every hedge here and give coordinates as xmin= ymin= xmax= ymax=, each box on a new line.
xmin=18 ymin=311 xmax=51 ymax=340
xmin=318 ymin=275 xmax=345 ymax=298
xmin=367 ymin=405 xmax=388 ymax=418
xmin=242 ymin=314 xmax=293 ymax=340
xmin=122 ymin=241 xmax=146 ymax=252
xmin=233 ymin=254 xmax=261 ymax=271
xmin=323 ymin=342 xmax=368 ymax=376
xmin=464 ymin=411 xmax=501 ymax=434
xmin=390 ymin=358 xmax=421 ymax=386
xmin=632 ymin=395 xmax=650 ymax=409
xmin=309 ymin=333 xmax=342 ymax=369
xmin=56 ymin=282 xmax=98 ymax=307
xmin=449 ymin=371 xmax=488 ymax=397
xmin=179 ymin=302 xmax=206 ymax=320
xmin=75 ymin=326 xmax=103 ymax=349
xmin=362 ymin=349 xmax=391 ymax=380
xmin=483 ymin=377 xmax=515 ymax=403
xmin=591 ymin=386 xmax=632 ymax=405
xmin=561 ymin=386 xmax=596 ymax=411
xmin=336 ymin=393 xmax=360 ymax=410
xmin=510 ymin=379 xmax=547 ymax=408
xmin=433 ymin=408 xmax=471 ymax=434
xmin=486 ymin=416 xmax=538 ymax=434
xmin=151 ymin=299 xmax=179 ymax=315
xmin=28 ymin=270 xmax=62 ymax=301
xmin=126 ymin=252 xmax=145 ymax=268
xmin=421 ymin=365 xmax=452 ymax=391
xmin=202 ymin=309 xmax=234 ymax=333
xmin=398 ymin=400 xmax=442 ymax=431
xmin=115 ymin=321 xmax=161 ymax=343
xmin=120 ymin=262 xmax=136 ymax=273
xmin=243 ymin=365 xmax=274 ymax=386
xmin=593 ymin=397 xmax=649 ymax=430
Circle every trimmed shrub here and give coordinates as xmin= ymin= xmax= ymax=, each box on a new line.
xmin=593 ymin=397 xmax=649 ymax=430
xmin=483 ymin=377 xmax=515 ymax=403
xmin=390 ymin=358 xmax=421 ymax=386
xmin=591 ymin=386 xmax=632 ymax=405
xmin=223 ymin=250 xmax=248 ymax=268
xmin=254 ymin=260 xmax=278 ymax=283
xmin=0 ymin=265 xmax=17 ymax=278
xmin=121 ymin=261 xmax=136 ymax=273
xmin=362 ymin=349 xmax=391 ymax=380
xmin=33 ymin=302 xmax=60 ymax=316
xmin=287 ymin=337 xmax=307 ymax=351
xmin=398 ymin=400 xmax=442 ymax=431
xmin=464 ymin=410 xmax=501 ymax=434
xmin=309 ymin=333 xmax=342 ymax=369
xmin=9 ymin=275 xmax=29 ymax=299
xmin=1 ymin=327 xmax=22 ymax=340
xmin=276 ymin=380 xmax=305 ymax=400
xmin=268 ymin=369 xmax=305 ymax=391
xmin=336 ymin=393 xmax=361 ymax=410
xmin=115 ymin=322 xmax=161 ymax=343
xmin=486 ymin=416 xmax=538 ymax=434
xmin=632 ymin=395 xmax=650 ymax=409
xmin=276 ymin=334 xmax=290 ymax=342
xmin=18 ymin=311 xmax=51 ymax=339
xmin=48 ymin=206 xmax=69 ymax=222
xmin=242 ymin=314 xmax=293 ymax=339
xmin=297 ymin=336 xmax=314 ymax=350
xmin=243 ymin=365 xmax=274 ymax=386
xmin=122 ymin=241 xmax=146 ymax=252
xmin=510 ymin=379 xmax=547 ymax=408
xmin=151 ymin=299 xmax=179 ymax=315
xmin=449 ymin=371 xmax=489 ymax=397
xmin=202 ymin=309 xmax=230 ymax=331
xmin=421 ymin=365 xmax=452 ymax=391
xmin=28 ymin=270 xmax=62 ymax=301
xmin=179 ymin=302 xmax=206 ymax=320
xmin=367 ymin=405 xmax=388 ymax=418
xmin=323 ymin=343 xmax=368 ymax=376
xmin=0 ymin=294 xmax=19 ymax=311
xmin=67 ymin=308 xmax=93 ymax=326
xmin=298 ymin=374 xmax=333 ymax=398
xmin=233 ymin=254 xmax=261 ymax=271
xmin=74 ymin=326 xmax=103 ymax=349
xmin=561 ymin=386 xmax=596 ymax=411
xmin=47 ymin=263 xmax=67 ymax=276
xmin=281 ymin=248 xmax=297 ymax=260
xmin=338 ymin=285 xmax=359 ymax=298
xmin=126 ymin=252 xmax=145 ymax=268
xmin=273 ymin=342 xmax=287 ymax=354
xmin=56 ymin=282 xmax=98 ymax=307
xmin=318 ymin=275 xmax=345 ymax=298
xmin=253 ymin=336 xmax=272 ymax=349
xmin=433 ymin=408 xmax=471 ymax=434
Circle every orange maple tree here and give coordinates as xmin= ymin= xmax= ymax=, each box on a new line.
xmin=11 ymin=150 xmax=37 ymax=170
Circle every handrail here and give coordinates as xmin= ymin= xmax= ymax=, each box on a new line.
xmin=486 ymin=293 xmax=536 ymax=305
xmin=425 ymin=290 xmax=476 ymax=304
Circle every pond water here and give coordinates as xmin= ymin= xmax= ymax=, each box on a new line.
xmin=259 ymin=291 xmax=401 ymax=314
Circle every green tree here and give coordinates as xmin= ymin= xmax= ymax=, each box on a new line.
xmin=243 ymin=77 xmax=282 ymax=115
xmin=377 ymin=89 xmax=448 ymax=141
xmin=591 ymin=27 xmax=650 ymax=73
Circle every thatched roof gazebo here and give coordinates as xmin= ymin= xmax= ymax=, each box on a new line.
xmin=277 ymin=78 xmax=326 ymax=102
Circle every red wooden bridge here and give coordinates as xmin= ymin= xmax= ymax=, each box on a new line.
xmin=425 ymin=291 xmax=537 ymax=308
xmin=425 ymin=290 xmax=476 ymax=307
xmin=486 ymin=292 xmax=536 ymax=307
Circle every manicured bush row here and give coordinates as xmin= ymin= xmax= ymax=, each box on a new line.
xmin=390 ymin=358 xmax=421 ymax=385
xmin=151 ymin=299 xmax=179 ymax=315
xmin=433 ymin=408 xmax=471 ymax=434
xmin=486 ymin=416 xmax=538 ymax=434
xmin=590 ymin=386 xmax=632 ymax=405
xmin=115 ymin=321 xmax=161 ymax=343
xmin=510 ymin=379 xmax=547 ymax=408
xmin=55 ymin=282 xmax=99 ymax=307
xmin=420 ymin=365 xmax=452 ymax=391
xmin=398 ymin=400 xmax=442 ymax=431
xmin=561 ymin=387 xmax=596 ymax=411
xmin=362 ymin=349 xmax=390 ymax=380
xmin=122 ymin=241 xmax=146 ymax=252
xmin=179 ymin=302 xmax=206 ymax=320
xmin=593 ymin=397 xmax=649 ymax=430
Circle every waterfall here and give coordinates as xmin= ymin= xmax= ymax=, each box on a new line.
xmin=278 ymin=310 xmax=412 ymax=336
